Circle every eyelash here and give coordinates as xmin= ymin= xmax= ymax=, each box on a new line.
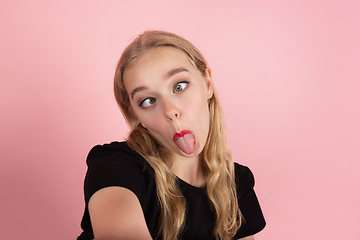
xmin=174 ymin=81 xmax=190 ymax=92
xmin=139 ymin=97 xmax=156 ymax=108
xmin=138 ymin=81 xmax=190 ymax=108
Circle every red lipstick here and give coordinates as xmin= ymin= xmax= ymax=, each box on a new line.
xmin=173 ymin=130 xmax=192 ymax=141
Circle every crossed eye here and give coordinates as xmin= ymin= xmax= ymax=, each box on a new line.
xmin=140 ymin=97 xmax=156 ymax=108
xmin=174 ymin=81 xmax=189 ymax=92
xmin=139 ymin=81 xmax=190 ymax=108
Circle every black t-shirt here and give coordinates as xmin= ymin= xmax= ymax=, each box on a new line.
xmin=77 ymin=141 xmax=265 ymax=240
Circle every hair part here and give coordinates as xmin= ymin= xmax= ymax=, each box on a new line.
xmin=114 ymin=30 xmax=241 ymax=240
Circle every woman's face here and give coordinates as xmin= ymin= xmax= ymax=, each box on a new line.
xmin=123 ymin=47 xmax=213 ymax=161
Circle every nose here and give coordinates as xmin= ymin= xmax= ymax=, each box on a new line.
xmin=162 ymin=98 xmax=180 ymax=121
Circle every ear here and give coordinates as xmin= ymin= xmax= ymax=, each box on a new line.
xmin=204 ymin=68 xmax=214 ymax=99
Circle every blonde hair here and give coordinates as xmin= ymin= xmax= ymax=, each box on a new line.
xmin=114 ymin=30 xmax=241 ymax=240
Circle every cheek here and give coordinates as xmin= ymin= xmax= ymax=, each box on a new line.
xmin=137 ymin=114 xmax=156 ymax=129
xmin=129 ymin=103 xmax=149 ymax=127
xmin=187 ymin=98 xmax=210 ymax=130
xmin=134 ymin=110 xmax=165 ymax=134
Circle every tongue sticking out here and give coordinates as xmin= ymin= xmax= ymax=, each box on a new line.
xmin=175 ymin=133 xmax=196 ymax=155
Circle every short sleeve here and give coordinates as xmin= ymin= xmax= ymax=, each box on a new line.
xmin=83 ymin=141 xmax=151 ymax=204
xmin=233 ymin=163 xmax=266 ymax=239
xmin=78 ymin=141 xmax=159 ymax=240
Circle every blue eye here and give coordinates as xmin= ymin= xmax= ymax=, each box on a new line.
xmin=174 ymin=81 xmax=189 ymax=92
xmin=139 ymin=97 xmax=156 ymax=108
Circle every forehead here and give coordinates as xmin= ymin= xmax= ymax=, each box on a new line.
xmin=131 ymin=47 xmax=194 ymax=72
xmin=123 ymin=47 xmax=197 ymax=87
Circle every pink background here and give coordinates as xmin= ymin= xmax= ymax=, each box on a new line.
xmin=1 ymin=0 xmax=359 ymax=239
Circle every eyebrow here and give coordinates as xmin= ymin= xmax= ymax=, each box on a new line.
xmin=130 ymin=67 xmax=189 ymax=100
xmin=130 ymin=86 xmax=148 ymax=100
xmin=165 ymin=67 xmax=189 ymax=79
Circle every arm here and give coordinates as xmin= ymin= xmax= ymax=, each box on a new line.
xmin=88 ymin=186 xmax=153 ymax=240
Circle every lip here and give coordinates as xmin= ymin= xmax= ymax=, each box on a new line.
xmin=173 ymin=130 xmax=192 ymax=141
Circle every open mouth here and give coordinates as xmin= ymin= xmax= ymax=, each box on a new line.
xmin=173 ymin=130 xmax=196 ymax=154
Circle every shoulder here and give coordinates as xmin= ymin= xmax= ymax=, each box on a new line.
xmin=84 ymin=141 xmax=154 ymax=203
xmin=87 ymin=141 xmax=143 ymax=162
xmin=86 ymin=141 xmax=149 ymax=172
xmin=233 ymin=162 xmax=255 ymax=195
xmin=233 ymin=163 xmax=266 ymax=237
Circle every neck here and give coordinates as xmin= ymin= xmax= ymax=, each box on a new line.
xmin=170 ymin=154 xmax=207 ymax=188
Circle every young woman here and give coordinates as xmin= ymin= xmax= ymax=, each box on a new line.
xmin=77 ymin=30 xmax=265 ymax=240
